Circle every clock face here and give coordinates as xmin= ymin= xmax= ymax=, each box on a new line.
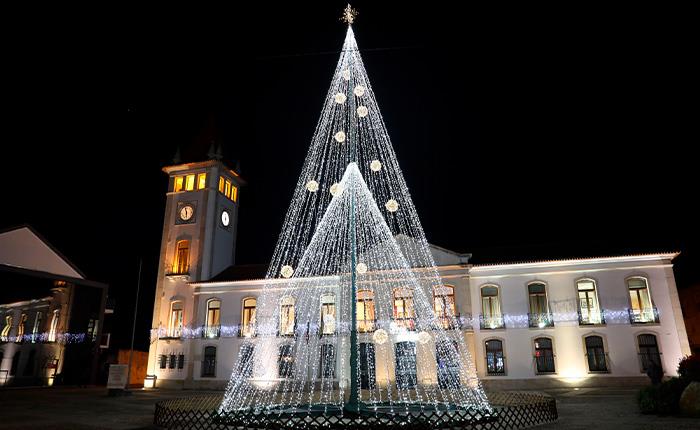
xmin=221 ymin=210 xmax=230 ymax=227
xmin=179 ymin=205 xmax=194 ymax=221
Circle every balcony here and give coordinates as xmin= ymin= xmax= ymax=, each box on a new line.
xmin=578 ymin=308 xmax=606 ymax=325
xmin=392 ymin=317 xmax=416 ymax=331
xmin=239 ymin=324 xmax=256 ymax=338
xmin=528 ymin=312 xmax=554 ymax=328
xmin=201 ymin=325 xmax=221 ymax=339
xmin=357 ymin=320 xmax=376 ymax=333
xmin=628 ymin=307 xmax=659 ymax=324
xmin=436 ymin=314 xmax=465 ymax=330
xmin=479 ymin=314 xmax=505 ymax=330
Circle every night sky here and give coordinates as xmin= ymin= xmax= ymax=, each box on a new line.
xmin=2 ymin=3 xmax=696 ymax=351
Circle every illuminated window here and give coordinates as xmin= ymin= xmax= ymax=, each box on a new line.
xmin=32 ymin=312 xmax=42 ymax=343
xmin=230 ymin=185 xmax=238 ymax=202
xmin=357 ymin=289 xmax=375 ymax=332
xmin=485 ymin=339 xmax=506 ymax=376
xmin=320 ymin=344 xmax=336 ymax=379
xmin=225 ymin=179 xmax=232 ymax=198
xmin=174 ymin=176 xmax=184 ymax=192
xmin=169 ymin=302 xmax=184 ymax=338
xmin=197 ymin=173 xmax=207 ymax=190
xmin=185 ymin=174 xmax=195 ymax=191
xmin=320 ymin=294 xmax=336 ymax=335
xmin=87 ymin=318 xmax=99 ymax=342
xmin=577 ymin=279 xmax=603 ymax=324
xmin=434 ymin=285 xmax=456 ymax=329
xmin=278 ymin=344 xmax=294 ymax=378
xmin=628 ymin=277 xmax=656 ymax=323
xmin=202 ymin=346 xmax=217 ymax=377
xmin=48 ymin=310 xmax=60 ymax=342
xmin=585 ymin=335 xmax=608 ymax=372
xmin=205 ymin=299 xmax=221 ymax=338
xmin=218 ymin=176 xmax=225 ymax=193
xmin=173 ymin=240 xmax=190 ymax=274
xmin=16 ymin=313 xmax=27 ymax=343
xmin=241 ymin=298 xmax=257 ymax=337
xmin=534 ymin=337 xmax=555 ymax=373
xmin=1 ymin=315 xmax=12 ymax=340
xmin=480 ymin=286 xmax=504 ymax=329
xmin=528 ymin=283 xmax=553 ymax=328
xmin=638 ymin=333 xmax=661 ymax=372
xmin=393 ymin=288 xmax=415 ymax=330
xmin=279 ymin=296 xmax=296 ymax=336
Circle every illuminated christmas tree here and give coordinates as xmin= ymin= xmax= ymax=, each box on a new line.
xmin=219 ymin=5 xmax=491 ymax=418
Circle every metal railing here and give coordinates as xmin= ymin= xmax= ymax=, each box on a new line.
xmin=578 ymin=308 xmax=606 ymax=325
xmin=628 ymin=307 xmax=659 ymax=324
xmin=201 ymin=325 xmax=221 ymax=339
xmin=480 ymin=314 xmax=505 ymax=330
xmin=392 ymin=317 xmax=416 ymax=331
xmin=528 ymin=312 xmax=554 ymax=328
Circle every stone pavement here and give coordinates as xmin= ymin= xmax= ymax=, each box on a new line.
xmin=0 ymin=386 xmax=698 ymax=429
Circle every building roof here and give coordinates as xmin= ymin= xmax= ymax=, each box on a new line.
xmin=470 ymin=252 xmax=680 ymax=270
xmin=208 ymin=264 xmax=269 ymax=283
xmin=162 ymin=159 xmax=246 ymax=185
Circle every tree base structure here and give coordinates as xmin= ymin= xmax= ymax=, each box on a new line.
xmin=154 ymin=391 xmax=557 ymax=430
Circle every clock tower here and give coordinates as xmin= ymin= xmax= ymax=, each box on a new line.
xmin=145 ymin=158 xmax=243 ymax=387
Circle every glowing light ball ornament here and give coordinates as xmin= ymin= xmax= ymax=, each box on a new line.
xmin=418 ymin=331 xmax=431 ymax=345
xmin=334 ymin=131 xmax=346 ymax=143
xmin=373 ymin=329 xmax=388 ymax=345
xmin=356 ymin=105 xmax=368 ymax=117
xmin=353 ymin=85 xmax=365 ymax=97
xmin=356 ymin=262 xmax=368 ymax=274
xmin=305 ymin=180 xmax=319 ymax=192
xmin=334 ymin=92 xmax=347 ymax=104
xmin=342 ymin=69 xmax=351 ymax=81
xmin=385 ymin=199 xmax=399 ymax=212
xmin=330 ymin=182 xmax=344 ymax=197
xmin=370 ymin=160 xmax=382 ymax=172
xmin=280 ymin=265 xmax=294 ymax=278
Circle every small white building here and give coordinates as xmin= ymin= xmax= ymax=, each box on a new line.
xmin=145 ymin=159 xmax=691 ymax=390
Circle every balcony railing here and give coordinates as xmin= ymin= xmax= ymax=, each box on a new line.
xmin=239 ymin=324 xmax=256 ymax=338
xmin=392 ymin=317 xmax=416 ymax=331
xmin=528 ymin=312 xmax=554 ymax=328
xmin=578 ymin=308 xmax=606 ymax=325
xmin=435 ymin=314 xmax=463 ymax=330
xmin=357 ymin=320 xmax=376 ymax=333
xmin=479 ymin=314 xmax=505 ymax=330
xmin=201 ymin=325 xmax=221 ymax=339
xmin=628 ymin=307 xmax=659 ymax=324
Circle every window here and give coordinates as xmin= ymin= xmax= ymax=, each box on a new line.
xmin=638 ymin=334 xmax=662 ymax=372
xmin=359 ymin=343 xmax=376 ymax=389
xmin=585 ymin=335 xmax=608 ymax=372
xmin=225 ymin=180 xmax=232 ymax=199
xmin=480 ymin=286 xmax=504 ymax=329
xmin=577 ymin=279 xmax=603 ymax=324
xmin=628 ymin=278 xmax=657 ymax=323
xmin=320 ymin=344 xmax=336 ymax=379
xmin=48 ymin=310 xmax=60 ymax=342
xmin=534 ymin=337 xmax=555 ymax=373
xmin=16 ymin=314 xmax=27 ymax=342
xmin=10 ymin=352 xmax=21 ymax=376
xmin=528 ymin=283 xmax=553 ymax=328
xmin=279 ymin=296 xmax=296 ymax=336
xmin=197 ymin=173 xmax=207 ymax=190
xmin=205 ymin=299 xmax=221 ymax=338
xmin=241 ymin=298 xmax=256 ymax=337
xmin=434 ymin=285 xmax=457 ymax=329
xmin=32 ymin=312 xmax=42 ymax=343
xmin=169 ymin=353 xmax=176 ymax=369
xmin=320 ymin=294 xmax=336 ymax=335
xmin=86 ymin=318 xmax=99 ymax=342
xmin=357 ymin=289 xmax=375 ymax=332
xmin=436 ymin=341 xmax=460 ymax=388
xmin=177 ymin=353 xmax=185 ymax=370
xmin=218 ymin=176 xmax=225 ymax=193
xmin=485 ymin=339 xmax=506 ymax=376
xmin=24 ymin=350 xmax=36 ymax=376
xmin=173 ymin=240 xmax=190 ymax=275
xmin=393 ymin=288 xmax=415 ymax=330
xmin=169 ymin=302 xmax=184 ymax=338
xmin=230 ymin=185 xmax=238 ymax=202
xmin=278 ymin=344 xmax=295 ymax=378
xmin=185 ymin=174 xmax=195 ymax=191
xmin=174 ymin=176 xmax=184 ymax=192
xmin=238 ymin=344 xmax=254 ymax=377
xmin=394 ymin=341 xmax=417 ymax=389
xmin=159 ymin=354 xmax=167 ymax=369
xmin=1 ymin=315 xmax=12 ymax=341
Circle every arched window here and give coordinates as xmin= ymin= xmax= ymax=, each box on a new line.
xmin=436 ymin=340 xmax=460 ymax=388
xmin=485 ymin=339 xmax=506 ymax=376
xmin=173 ymin=240 xmax=190 ymax=275
xmin=359 ymin=343 xmax=376 ymax=389
xmin=32 ymin=312 xmax=43 ymax=343
xmin=480 ymin=286 xmax=504 ymax=329
xmin=395 ymin=341 xmax=417 ymax=389
xmin=241 ymin=298 xmax=257 ymax=337
xmin=357 ymin=289 xmax=375 ymax=332
xmin=527 ymin=282 xmax=553 ymax=328
xmin=1 ymin=315 xmax=12 ymax=341
xmin=320 ymin=294 xmax=336 ymax=335
xmin=48 ymin=310 xmax=60 ymax=342
xmin=201 ymin=346 xmax=217 ymax=377
xmin=534 ymin=337 xmax=555 ymax=373
xmin=320 ymin=344 xmax=336 ymax=378
xmin=393 ymin=288 xmax=415 ymax=330
xmin=577 ymin=279 xmax=603 ymax=325
xmin=279 ymin=297 xmax=296 ymax=336
xmin=278 ymin=344 xmax=295 ymax=378
xmin=628 ymin=277 xmax=657 ymax=323
xmin=169 ymin=302 xmax=184 ymax=338
xmin=238 ymin=344 xmax=254 ymax=377
xmin=434 ymin=285 xmax=457 ymax=329
xmin=637 ymin=334 xmax=662 ymax=372
xmin=584 ymin=335 xmax=608 ymax=372
xmin=16 ymin=314 xmax=27 ymax=343
xmin=205 ymin=299 xmax=221 ymax=338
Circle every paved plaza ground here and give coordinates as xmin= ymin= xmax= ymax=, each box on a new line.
xmin=0 ymin=386 xmax=698 ymax=429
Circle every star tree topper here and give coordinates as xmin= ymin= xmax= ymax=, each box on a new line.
xmin=341 ymin=4 xmax=358 ymax=25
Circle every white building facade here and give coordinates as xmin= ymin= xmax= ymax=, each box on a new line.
xmin=146 ymin=160 xmax=691 ymax=390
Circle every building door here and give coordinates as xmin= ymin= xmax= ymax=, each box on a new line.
xmin=394 ymin=341 xmax=417 ymax=389
xmin=359 ymin=343 xmax=376 ymax=389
